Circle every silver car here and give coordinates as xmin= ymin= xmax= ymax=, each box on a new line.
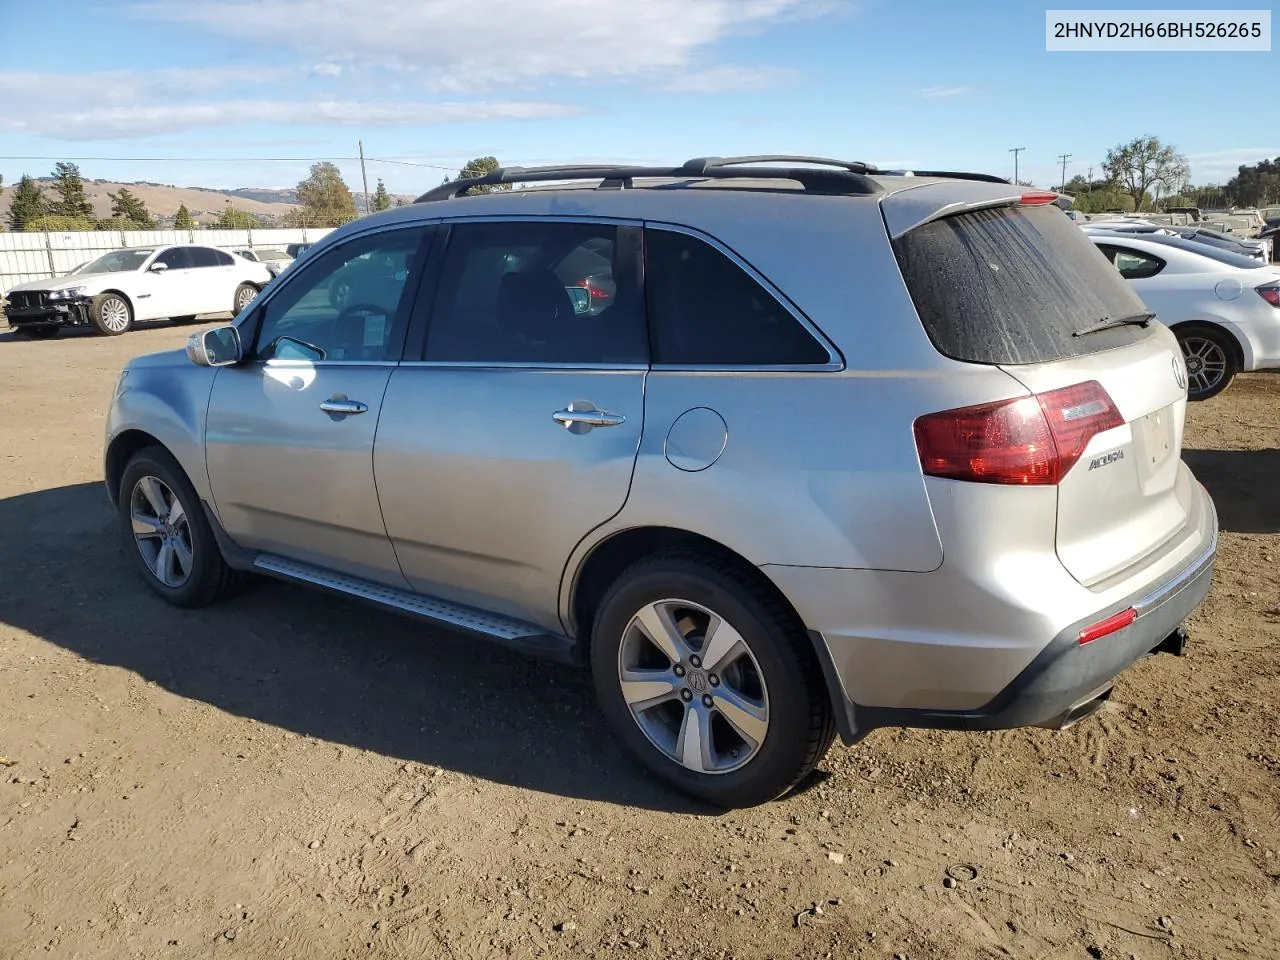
xmin=104 ymin=157 xmax=1218 ymax=808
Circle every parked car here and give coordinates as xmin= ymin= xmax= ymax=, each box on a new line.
xmin=1084 ymin=222 xmax=1270 ymax=262
xmin=285 ymin=242 xmax=314 ymax=259
xmin=229 ymin=247 xmax=294 ymax=276
xmin=1088 ymin=230 xmax=1280 ymax=399
xmin=4 ymin=245 xmax=273 ymax=339
xmin=104 ymin=157 xmax=1216 ymax=807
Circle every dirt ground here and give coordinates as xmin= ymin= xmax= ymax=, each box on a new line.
xmin=1 ymin=322 xmax=1277 ymax=960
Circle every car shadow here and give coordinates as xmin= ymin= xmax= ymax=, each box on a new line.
xmin=1183 ymin=448 xmax=1280 ymax=534
xmin=0 ymin=482 xmax=706 ymax=813
xmin=0 ymin=314 xmax=233 ymax=343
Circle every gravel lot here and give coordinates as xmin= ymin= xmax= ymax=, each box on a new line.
xmin=1 ymin=323 xmax=1277 ymax=960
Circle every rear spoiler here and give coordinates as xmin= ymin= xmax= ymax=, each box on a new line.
xmin=880 ymin=181 xmax=1065 ymax=239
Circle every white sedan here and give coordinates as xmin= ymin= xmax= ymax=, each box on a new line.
xmin=1088 ymin=230 xmax=1280 ymax=399
xmin=3 ymin=244 xmax=273 ymax=339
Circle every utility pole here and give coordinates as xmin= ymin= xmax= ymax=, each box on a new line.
xmin=1009 ymin=147 xmax=1025 ymax=185
xmin=358 ymin=140 xmax=371 ymax=216
xmin=1057 ymin=153 xmax=1072 ymax=192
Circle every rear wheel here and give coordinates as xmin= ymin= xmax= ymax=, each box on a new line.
xmin=233 ymin=283 xmax=258 ymax=315
xmin=1176 ymin=325 xmax=1238 ymax=401
xmin=91 ymin=293 xmax=132 ymax=336
xmin=590 ymin=552 xmax=835 ymax=808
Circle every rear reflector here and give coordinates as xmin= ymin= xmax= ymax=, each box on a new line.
xmin=1078 ymin=607 xmax=1137 ymax=645
xmin=914 ymin=381 xmax=1124 ymax=485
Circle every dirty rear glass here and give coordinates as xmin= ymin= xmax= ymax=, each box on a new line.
xmin=892 ymin=205 xmax=1154 ymax=365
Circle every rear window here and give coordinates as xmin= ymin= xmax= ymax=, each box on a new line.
xmin=892 ymin=205 xmax=1154 ymax=365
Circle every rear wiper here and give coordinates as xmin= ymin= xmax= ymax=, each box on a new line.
xmin=1072 ymin=313 xmax=1155 ymax=337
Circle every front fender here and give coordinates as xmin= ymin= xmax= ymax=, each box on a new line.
xmin=104 ymin=351 xmax=218 ymax=505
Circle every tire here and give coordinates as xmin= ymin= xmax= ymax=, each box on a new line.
xmin=13 ymin=325 xmax=60 ymax=339
xmin=233 ymin=283 xmax=259 ymax=315
xmin=589 ymin=552 xmax=835 ymax=808
xmin=90 ymin=292 xmax=132 ymax=336
xmin=1175 ymin=325 xmax=1238 ymax=401
xmin=118 ymin=445 xmax=237 ymax=608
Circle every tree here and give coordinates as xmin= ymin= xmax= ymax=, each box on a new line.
xmin=50 ymin=162 xmax=95 ymax=219
xmin=216 ymin=204 xmax=258 ymax=229
xmin=451 ymin=156 xmax=510 ymax=195
xmin=108 ymin=187 xmax=156 ymax=229
xmin=8 ymin=174 xmax=49 ymax=231
xmin=1224 ymin=157 xmax=1280 ymax=208
xmin=174 ymin=204 xmax=195 ymax=230
xmin=295 ymin=162 xmax=358 ymax=227
xmin=1102 ymin=136 xmax=1189 ymax=212
xmin=24 ymin=215 xmax=97 ymax=233
xmin=372 ymin=178 xmax=391 ymax=211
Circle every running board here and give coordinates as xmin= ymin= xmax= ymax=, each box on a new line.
xmin=251 ymin=554 xmax=577 ymax=664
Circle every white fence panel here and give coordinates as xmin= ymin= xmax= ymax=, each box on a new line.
xmin=0 ymin=228 xmax=336 ymax=294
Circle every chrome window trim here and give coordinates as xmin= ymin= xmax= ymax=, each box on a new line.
xmin=397 ymin=360 xmax=649 ymax=372
xmin=641 ymin=219 xmax=846 ymax=373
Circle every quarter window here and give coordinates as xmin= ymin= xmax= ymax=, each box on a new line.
xmin=423 ymin=221 xmax=647 ymax=365
xmin=643 ymin=228 xmax=830 ymax=366
xmin=251 ymin=227 xmax=430 ymax=362
xmin=1098 ymin=244 xmax=1166 ymax=280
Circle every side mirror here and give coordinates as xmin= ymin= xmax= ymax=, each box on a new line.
xmin=186 ymin=326 xmax=242 ymax=367
xmin=149 ymin=261 xmax=168 ymax=273
xmin=566 ymin=286 xmax=591 ymax=315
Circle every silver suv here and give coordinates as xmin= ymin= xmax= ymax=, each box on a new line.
xmin=104 ymin=157 xmax=1218 ymax=808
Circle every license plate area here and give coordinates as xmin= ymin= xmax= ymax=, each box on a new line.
xmin=1135 ymin=407 xmax=1174 ymax=472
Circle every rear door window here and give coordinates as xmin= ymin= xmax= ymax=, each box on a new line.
xmin=892 ymin=205 xmax=1154 ymax=365
xmin=644 ymin=228 xmax=831 ymax=366
xmin=1096 ymin=244 xmax=1166 ymax=280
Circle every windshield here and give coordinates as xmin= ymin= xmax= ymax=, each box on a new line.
xmin=75 ymin=249 xmax=155 ymax=275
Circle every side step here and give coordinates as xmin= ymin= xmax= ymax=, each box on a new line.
xmin=252 ymin=554 xmax=577 ymax=664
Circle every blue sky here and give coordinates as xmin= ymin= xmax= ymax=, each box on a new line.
xmin=0 ymin=0 xmax=1275 ymax=195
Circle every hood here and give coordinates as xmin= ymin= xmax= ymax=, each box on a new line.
xmin=6 ymin=271 xmax=135 ymax=294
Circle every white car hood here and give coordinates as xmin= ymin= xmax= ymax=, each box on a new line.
xmin=6 ymin=270 xmax=137 ymax=295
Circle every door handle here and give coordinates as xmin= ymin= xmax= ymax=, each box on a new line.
xmin=319 ymin=398 xmax=368 ymax=416
xmin=553 ymin=401 xmax=625 ymax=433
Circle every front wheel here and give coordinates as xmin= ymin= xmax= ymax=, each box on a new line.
xmin=590 ymin=553 xmax=835 ymax=808
xmin=118 ymin=446 xmax=237 ymax=607
xmin=1176 ymin=325 xmax=1238 ymax=401
xmin=91 ymin=293 xmax=132 ymax=336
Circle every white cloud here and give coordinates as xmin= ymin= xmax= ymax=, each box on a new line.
xmin=0 ymin=99 xmax=583 ymax=140
xmin=0 ymin=67 xmax=291 ymax=105
xmin=312 ymin=62 xmax=343 ymax=78
xmin=127 ymin=0 xmax=831 ymax=88
xmin=660 ymin=66 xmax=798 ymax=93
xmin=919 ymin=85 xmax=971 ymax=98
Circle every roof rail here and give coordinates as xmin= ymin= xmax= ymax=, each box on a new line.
xmin=415 ymin=156 xmax=886 ymax=202
xmin=876 ymin=169 xmax=1012 ymax=185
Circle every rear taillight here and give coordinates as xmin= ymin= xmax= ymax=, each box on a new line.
xmin=914 ymin=381 xmax=1124 ymax=485
xmin=576 ymin=278 xmax=610 ymax=301
xmin=1256 ymin=284 xmax=1280 ymax=308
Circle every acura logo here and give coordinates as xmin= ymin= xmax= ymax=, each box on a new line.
xmin=1173 ymin=354 xmax=1188 ymax=391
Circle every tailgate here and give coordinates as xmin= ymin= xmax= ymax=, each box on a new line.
xmin=1001 ymin=331 xmax=1191 ymax=586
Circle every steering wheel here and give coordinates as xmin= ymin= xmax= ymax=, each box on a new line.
xmin=331 ymin=303 xmax=393 ymax=358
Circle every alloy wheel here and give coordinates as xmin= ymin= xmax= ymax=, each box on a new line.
xmin=100 ymin=297 xmax=130 ymax=333
xmin=617 ymin=599 xmax=770 ymax=775
xmin=1179 ymin=336 xmax=1228 ymax=397
xmin=129 ymin=476 xmax=194 ymax=588
xmin=236 ymin=287 xmax=257 ymax=310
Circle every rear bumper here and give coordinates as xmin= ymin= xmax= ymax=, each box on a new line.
xmin=837 ymin=530 xmax=1214 ymax=737
xmin=770 ymin=476 xmax=1218 ymax=743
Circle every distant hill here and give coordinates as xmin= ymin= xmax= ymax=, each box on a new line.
xmin=0 ymin=179 xmax=416 ymax=228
